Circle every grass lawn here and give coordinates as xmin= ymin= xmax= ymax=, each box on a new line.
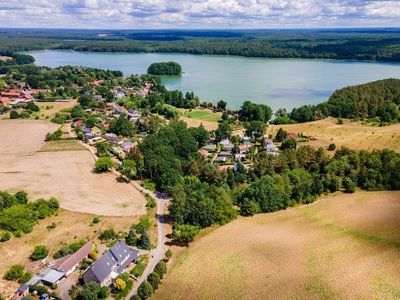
xmin=185 ymin=109 xmax=222 ymax=122
xmin=154 ymin=191 xmax=400 ymax=300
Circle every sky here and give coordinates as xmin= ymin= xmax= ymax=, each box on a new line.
xmin=1 ymin=0 xmax=400 ymax=29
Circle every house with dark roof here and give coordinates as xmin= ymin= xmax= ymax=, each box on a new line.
xmin=83 ymin=240 xmax=139 ymax=287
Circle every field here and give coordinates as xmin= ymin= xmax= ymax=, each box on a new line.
xmin=0 ymin=209 xmax=136 ymax=297
xmin=155 ymin=191 xmax=400 ymax=300
xmin=180 ymin=108 xmax=221 ymax=130
xmin=0 ymin=120 xmax=146 ymax=216
xmin=268 ymin=118 xmax=400 ymax=152
xmin=34 ymin=99 xmax=77 ymax=120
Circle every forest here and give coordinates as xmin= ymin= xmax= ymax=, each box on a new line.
xmin=273 ymin=79 xmax=400 ymax=124
xmin=1 ymin=28 xmax=400 ymax=61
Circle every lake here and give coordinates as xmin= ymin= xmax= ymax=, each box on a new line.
xmin=28 ymin=50 xmax=400 ymax=110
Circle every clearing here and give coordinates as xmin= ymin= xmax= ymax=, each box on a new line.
xmin=0 ymin=209 xmax=136 ymax=297
xmin=180 ymin=108 xmax=221 ymax=130
xmin=268 ymin=118 xmax=400 ymax=152
xmin=0 ymin=120 xmax=146 ymax=216
xmin=33 ymin=99 xmax=77 ymax=120
xmin=155 ymin=190 xmax=400 ymax=300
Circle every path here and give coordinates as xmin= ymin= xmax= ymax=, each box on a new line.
xmin=78 ymin=139 xmax=170 ymax=299
xmin=127 ymin=183 xmax=169 ymax=299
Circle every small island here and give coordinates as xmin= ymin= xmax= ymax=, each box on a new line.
xmin=147 ymin=61 xmax=182 ymax=75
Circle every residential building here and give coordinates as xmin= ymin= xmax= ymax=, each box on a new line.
xmin=83 ymin=240 xmax=140 ymax=287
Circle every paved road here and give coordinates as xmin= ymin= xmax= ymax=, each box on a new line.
xmin=127 ymin=186 xmax=169 ymax=299
xmin=78 ymin=140 xmax=170 ymax=299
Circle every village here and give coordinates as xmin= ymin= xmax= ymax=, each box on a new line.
xmin=0 ymin=67 xmax=315 ymax=300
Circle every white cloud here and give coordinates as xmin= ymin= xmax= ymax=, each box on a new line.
xmin=0 ymin=0 xmax=399 ymax=28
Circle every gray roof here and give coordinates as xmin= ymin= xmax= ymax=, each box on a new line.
xmin=86 ymin=240 xmax=139 ymax=283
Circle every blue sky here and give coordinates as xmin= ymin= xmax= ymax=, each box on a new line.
xmin=1 ymin=0 xmax=400 ymax=29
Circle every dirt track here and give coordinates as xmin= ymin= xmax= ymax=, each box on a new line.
xmin=0 ymin=120 xmax=146 ymax=216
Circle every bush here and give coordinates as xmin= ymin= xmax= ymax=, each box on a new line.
xmin=92 ymin=216 xmax=101 ymax=224
xmin=4 ymin=264 xmax=24 ymax=281
xmin=172 ymin=224 xmax=199 ymax=243
xmin=30 ymin=245 xmax=49 ymax=261
xmin=165 ymin=249 xmax=173 ymax=261
xmin=9 ymin=110 xmax=20 ymax=119
xmin=337 ymin=118 xmax=344 ymax=124
xmin=327 ymin=143 xmax=336 ymax=151
xmin=95 ymin=157 xmax=114 ymax=172
xmin=154 ymin=261 xmax=167 ymax=279
xmin=0 ymin=231 xmax=11 ymax=242
xmin=20 ymin=272 xmax=32 ymax=283
xmin=147 ymin=272 xmax=161 ymax=290
xmin=145 ymin=194 xmax=156 ymax=209
xmin=343 ymin=177 xmax=357 ymax=193
xmin=99 ymin=228 xmax=117 ymax=241
xmin=280 ymin=137 xmax=297 ymax=150
xmin=137 ymin=280 xmax=153 ymax=299
xmin=45 ymin=129 xmax=62 ymax=141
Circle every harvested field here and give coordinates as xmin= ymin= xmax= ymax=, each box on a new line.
xmin=0 ymin=120 xmax=146 ymax=216
xmin=0 ymin=209 xmax=136 ymax=298
xmin=268 ymin=118 xmax=400 ymax=152
xmin=155 ymin=191 xmax=400 ymax=300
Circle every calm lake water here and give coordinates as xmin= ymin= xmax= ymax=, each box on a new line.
xmin=29 ymin=50 xmax=400 ymax=110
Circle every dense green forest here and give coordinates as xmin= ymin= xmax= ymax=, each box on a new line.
xmin=132 ymin=120 xmax=400 ymax=235
xmin=1 ymin=28 xmax=400 ymax=61
xmin=274 ymin=79 xmax=400 ymax=124
xmin=147 ymin=62 xmax=182 ymax=75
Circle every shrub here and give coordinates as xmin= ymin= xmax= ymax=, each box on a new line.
xmin=20 ymin=272 xmax=32 ymax=284
xmin=165 ymin=249 xmax=173 ymax=261
xmin=4 ymin=264 xmax=24 ymax=281
xmin=99 ymin=228 xmax=117 ymax=241
xmin=337 ymin=118 xmax=344 ymax=124
xmin=327 ymin=143 xmax=336 ymax=151
xmin=30 ymin=245 xmax=49 ymax=261
xmin=9 ymin=110 xmax=20 ymax=119
xmin=131 ymin=261 xmax=146 ymax=277
xmin=92 ymin=216 xmax=101 ymax=224
xmin=0 ymin=231 xmax=11 ymax=242
xmin=114 ymin=278 xmax=126 ymax=291
xmin=172 ymin=224 xmax=199 ymax=243
xmin=145 ymin=194 xmax=156 ymax=209
xmin=47 ymin=222 xmax=57 ymax=230
xmin=137 ymin=281 xmax=153 ymax=299
xmin=147 ymin=272 xmax=161 ymax=290
xmin=344 ymin=177 xmax=357 ymax=193
xmin=280 ymin=137 xmax=297 ymax=150
xmin=45 ymin=129 xmax=62 ymax=141
xmin=154 ymin=261 xmax=167 ymax=279
xmin=95 ymin=157 xmax=114 ymax=172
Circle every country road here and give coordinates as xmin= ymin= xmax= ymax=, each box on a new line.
xmin=126 ymin=184 xmax=169 ymax=299
xmin=78 ymin=140 xmax=170 ymax=299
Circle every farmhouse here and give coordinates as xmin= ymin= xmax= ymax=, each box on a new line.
xmin=83 ymin=240 xmax=139 ymax=287
xmin=16 ymin=241 xmax=93 ymax=297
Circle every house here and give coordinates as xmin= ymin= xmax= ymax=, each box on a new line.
xmin=16 ymin=241 xmax=93 ymax=296
xmin=214 ymin=157 xmax=227 ymax=163
xmin=83 ymin=240 xmax=139 ymax=287
xmin=221 ymin=143 xmax=234 ymax=151
xmin=104 ymin=133 xmax=119 ymax=144
xmin=238 ymin=144 xmax=249 ymax=154
xmin=198 ymin=149 xmax=209 ymax=157
xmin=114 ymin=90 xmax=125 ymax=99
xmin=266 ymin=143 xmax=277 ymax=153
xmin=203 ymin=144 xmax=216 ymax=152
xmin=219 ymin=151 xmax=233 ymax=157
xmin=0 ymin=97 xmax=10 ymax=106
xmin=288 ymin=132 xmax=298 ymax=139
xmin=51 ymin=241 xmax=93 ymax=276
